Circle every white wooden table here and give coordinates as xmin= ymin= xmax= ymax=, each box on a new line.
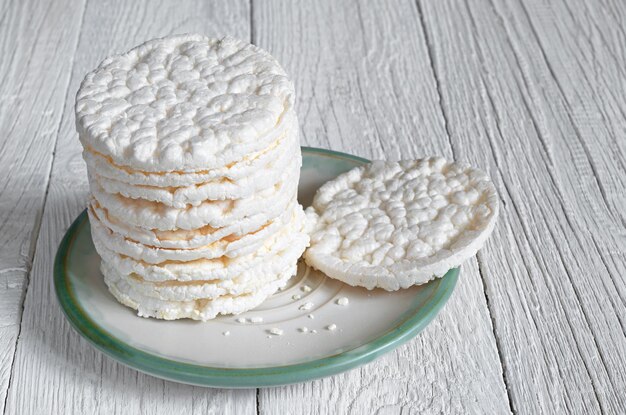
xmin=1 ymin=0 xmax=625 ymax=413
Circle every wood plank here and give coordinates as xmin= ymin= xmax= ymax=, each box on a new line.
xmin=3 ymin=1 xmax=256 ymax=414
xmin=419 ymin=0 xmax=626 ymax=412
xmin=512 ymin=0 xmax=626 ymax=315
xmin=253 ymin=1 xmax=511 ymax=413
xmin=0 ymin=0 xmax=86 ymax=412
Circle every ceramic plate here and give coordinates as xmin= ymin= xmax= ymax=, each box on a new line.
xmin=55 ymin=147 xmax=459 ymax=388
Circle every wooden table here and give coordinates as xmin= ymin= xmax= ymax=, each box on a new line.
xmin=1 ymin=1 xmax=624 ymax=413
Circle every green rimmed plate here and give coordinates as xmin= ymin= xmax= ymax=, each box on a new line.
xmin=54 ymin=146 xmax=459 ymax=388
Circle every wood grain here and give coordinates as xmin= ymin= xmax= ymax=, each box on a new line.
xmin=0 ymin=0 xmax=86 ymax=412
xmin=253 ymin=1 xmax=511 ymax=413
xmin=419 ymin=0 xmax=626 ymax=412
xmin=3 ymin=1 xmax=256 ymax=414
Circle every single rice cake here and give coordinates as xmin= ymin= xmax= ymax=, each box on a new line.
xmin=304 ymin=158 xmax=499 ymax=290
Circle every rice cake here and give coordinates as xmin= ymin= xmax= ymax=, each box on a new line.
xmin=304 ymin=158 xmax=499 ymax=290
xmin=76 ymin=35 xmax=295 ymax=172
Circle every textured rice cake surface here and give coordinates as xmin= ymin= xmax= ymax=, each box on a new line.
xmin=90 ymin=199 xmax=289 ymax=249
xmin=81 ymin=118 xmax=297 ymax=187
xmin=76 ymin=34 xmax=295 ymax=172
xmin=88 ymin=201 xmax=302 ymax=263
xmin=304 ymin=158 xmax=499 ymax=290
xmin=102 ymin=261 xmax=294 ymax=321
xmin=89 ymin=170 xmax=298 ymax=230
xmin=91 ymin=208 xmax=309 ymax=282
xmin=90 ymin=139 xmax=301 ymax=207
xmin=101 ymin=259 xmax=297 ymax=302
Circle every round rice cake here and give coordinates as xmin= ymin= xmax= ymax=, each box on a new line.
xmin=81 ymin=116 xmax=296 ymax=187
xmin=88 ymin=201 xmax=302 ymax=263
xmin=90 ymin=199 xmax=284 ymax=249
xmin=101 ymin=259 xmax=296 ymax=302
xmin=90 ymin=141 xmax=301 ymax=207
xmin=304 ymin=158 xmax=499 ymax=290
xmin=102 ymin=260 xmax=293 ymax=321
xmin=92 ymin=213 xmax=310 ymax=282
xmin=76 ymin=34 xmax=295 ymax=172
xmin=89 ymin=170 xmax=299 ymax=231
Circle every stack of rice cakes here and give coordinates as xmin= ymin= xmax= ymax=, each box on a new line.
xmin=76 ymin=35 xmax=309 ymax=321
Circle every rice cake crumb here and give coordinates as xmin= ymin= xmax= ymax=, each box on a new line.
xmin=299 ymin=302 xmax=314 ymax=311
xmin=336 ymin=297 xmax=349 ymax=306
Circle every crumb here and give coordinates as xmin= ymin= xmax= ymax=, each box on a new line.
xmin=268 ymin=328 xmax=284 ymax=336
xmin=299 ymin=302 xmax=314 ymax=311
xmin=336 ymin=297 xmax=349 ymax=306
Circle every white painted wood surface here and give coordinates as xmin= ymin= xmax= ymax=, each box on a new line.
xmin=419 ymin=0 xmax=626 ymax=413
xmin=1 ymin=0 xmax=624 ymax=414
xmin=0 ymin=0 xmax=85 ymax=411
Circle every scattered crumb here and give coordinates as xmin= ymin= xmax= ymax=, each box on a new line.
xmin=336 ymin=297 xmax=349 ymax=306
xmin=301 ymin=285 xmax=312 ymax=292
xmin=311 ymin=329 xmax=317 ymax=334
xmin=308 ymin=314 xmax=315 ymax=319
xmin=292 ymin=294 xmax=301 ymax=300
xmin=236 ymin=317 xmax=246 ymax=323
xmin=268 ymin=328 xmax=284 ymax=336
xmin=298 ymin=327 xmax=309 ymax=333
xmin=326 ymin=324 xmax=337 ymax=331
xmin=249 ymin=316 xmax=263 ymax=323
xmin=223 ymin=331 xmax=231 ymax=336
xmin=267 ymin=335 xmax=272 ymax=339
xmin=299 ymin=302 xmax=314 ymax=311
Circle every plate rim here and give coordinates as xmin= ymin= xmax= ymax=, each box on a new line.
xmin=54 ymin=146 xmax=459 ymax=388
